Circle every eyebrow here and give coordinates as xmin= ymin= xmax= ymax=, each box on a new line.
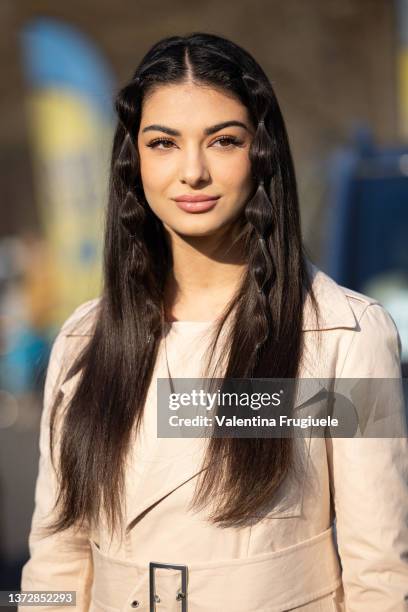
xmin=141 ymin=120 xmax=249 ymax=136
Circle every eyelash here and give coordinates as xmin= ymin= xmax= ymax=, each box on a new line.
xmin=147 ymin=136 xmax=243 ymax=149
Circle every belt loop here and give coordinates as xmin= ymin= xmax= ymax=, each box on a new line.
xmin=149 ymin=561 xmax=188 ymax=611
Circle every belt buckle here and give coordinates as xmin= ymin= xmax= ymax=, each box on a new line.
xmin=149 ymin=561 xmax=188 ymax=612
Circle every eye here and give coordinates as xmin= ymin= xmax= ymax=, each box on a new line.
xmin=212 ymin=136 xmax=243 ymax=148
xmin=147 ymin=138 xmax=175 ymax=149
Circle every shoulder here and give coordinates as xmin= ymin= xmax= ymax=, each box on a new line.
xmin=340 ymin=284 xmax=399 ymax=341
xmin=306 ymin=262 xmax=398 ymax=334
xmin=44 ymin=298 xmax=101 ymax=398
xmin=59 ymin=297 xmax=102 ymax=337
xmin=306 ymin=263 xmax=402 ymax=376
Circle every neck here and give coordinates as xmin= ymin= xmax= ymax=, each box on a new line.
xmin=163 ymin=223 xmax=247 ymax=321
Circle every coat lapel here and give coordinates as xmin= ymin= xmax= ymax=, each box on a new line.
xmin=124 ymin=435 xmax=209 ymax=532
xmin=123 ymin=375 xmax=331 ymax=530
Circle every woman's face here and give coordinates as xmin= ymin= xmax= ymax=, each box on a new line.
xmin=137 ymin=81 xmax=255 ymax=239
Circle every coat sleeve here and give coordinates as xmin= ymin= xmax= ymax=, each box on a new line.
xmin=19 ymin=311 xmax=93 ymax=612
xmin=326 ymin=303 xmax=408 ymax=611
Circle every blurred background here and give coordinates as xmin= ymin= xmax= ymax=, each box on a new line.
xmin=1 ymin=0 xmax=408 ymax=599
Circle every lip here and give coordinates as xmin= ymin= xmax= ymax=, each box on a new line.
xmin=173 ymin=196 xmax=220 ymax=213
xmin=173 ymin=194 xmax=220 ymax=202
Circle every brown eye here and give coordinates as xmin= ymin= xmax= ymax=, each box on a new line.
xmin=212 ymin=136 xmax=243 ymax=148
xmin=147 ymin=138 xmax=175 ymax=149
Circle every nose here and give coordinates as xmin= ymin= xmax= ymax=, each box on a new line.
xmin=179 ymin=146 xmax=210 ymax=185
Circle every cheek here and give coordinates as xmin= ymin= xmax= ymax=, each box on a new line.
xmin=213 ymin=153 xmax=252 ymax=189
xmin=139 ymin=159 xmax=176 ymax=202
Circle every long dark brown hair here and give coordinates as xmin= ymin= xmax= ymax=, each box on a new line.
xmin=47 ymin=32 xmax=320 ymax=539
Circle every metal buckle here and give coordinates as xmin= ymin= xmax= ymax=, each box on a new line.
xmin=149 ymin=561 xmax=188 ymax=612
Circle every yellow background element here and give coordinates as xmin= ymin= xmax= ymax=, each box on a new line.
xmin=24 ymin=87 xmax=113 ymax=327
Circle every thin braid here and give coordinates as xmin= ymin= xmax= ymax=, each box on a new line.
xmin=239 ymin=73 xmax=280 ymax=352
xmin=109 ymin=78 xmax=164 ymax=343
xmin=113 ymin=80 xmax=151 ymax=278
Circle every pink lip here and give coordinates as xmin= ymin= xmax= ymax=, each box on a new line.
xmin=173 ymin=195 xmax=220 ymax=202
xmin=174 ymin=198 xmax=219 ymax=213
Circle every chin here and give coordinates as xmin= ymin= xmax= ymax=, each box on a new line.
xmin=177 ymin=227 xmax=221 ymax=238
xmin=171 ymin=221 xmax=229 ymax=239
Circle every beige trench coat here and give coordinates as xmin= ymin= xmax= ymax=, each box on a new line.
xmin=19 ymin=266 xmax=408 ymax=611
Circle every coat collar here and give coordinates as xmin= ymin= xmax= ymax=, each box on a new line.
xmin=302 ymin=262 xmax=357 ymax=331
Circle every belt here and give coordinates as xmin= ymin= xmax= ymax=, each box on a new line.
xmin=89 ymin=525 xmax=342 ymax=611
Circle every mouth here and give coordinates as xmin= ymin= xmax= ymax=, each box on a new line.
xmin=174 ymin=197 xmax=220 ymax=213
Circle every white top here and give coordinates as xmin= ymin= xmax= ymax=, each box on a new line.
xmin=131 ymin=320 xmax=217 ymax=467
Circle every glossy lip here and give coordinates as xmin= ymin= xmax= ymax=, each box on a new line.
xmin=174 ymin=197 xmax=220 ymax=213
xmin=173 ymin=194 xmax=220 ymax=202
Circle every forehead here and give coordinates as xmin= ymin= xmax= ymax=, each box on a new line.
xmin=140 ymin=82 xmax=249 ymax=126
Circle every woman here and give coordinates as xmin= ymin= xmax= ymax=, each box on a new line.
xmin=20 ymin=32 xmax=408 ymax=611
